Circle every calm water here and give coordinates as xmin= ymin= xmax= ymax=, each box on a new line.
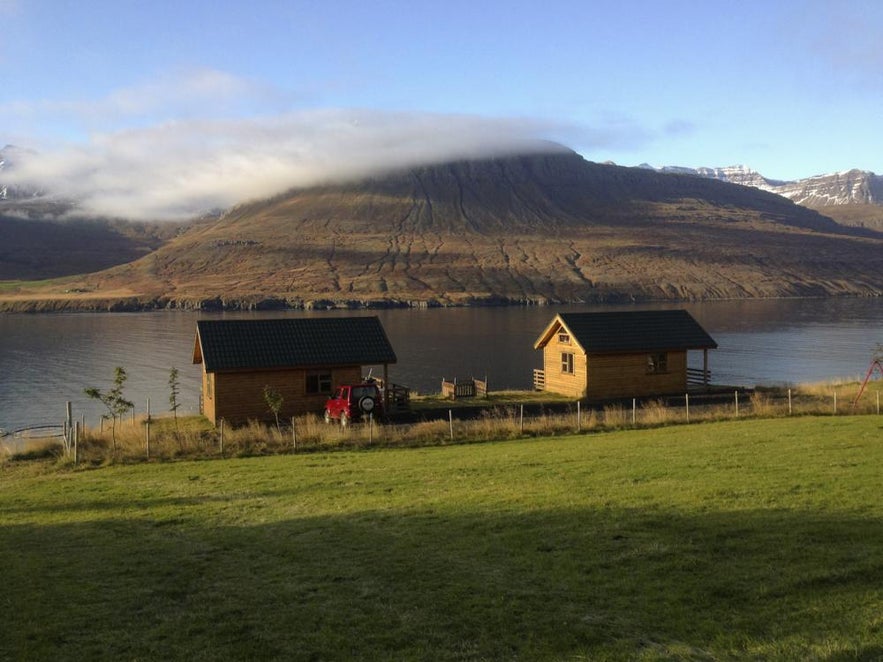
xmin=0 ymin=298 xmax=881 ymax=433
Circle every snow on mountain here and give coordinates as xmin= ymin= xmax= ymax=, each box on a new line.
xmin=0 ymin=145 xmax=9 ymax=200
xmin=643 ymin=162 xmax=883 ymax=207
xmin=0 ymin=145 xmax=43 ymax=201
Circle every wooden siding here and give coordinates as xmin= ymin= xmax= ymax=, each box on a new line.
xmin=584 ymin=351 xmax=687 ymax=399
xmin=204 ymin=365 xmax=361 ymax=426
xmin=202 ymin=371 xmax=216 ymax=423
xmin=542 ymin=335 xmax=588 ymax=399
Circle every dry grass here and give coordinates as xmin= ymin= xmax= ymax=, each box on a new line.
xmin=6 ymin=376 xmax=881 ymax=466
xmin=747 ymin=390 xmax=781 ymax=418
xmin=639 ymin=399 xmax=666 ymax=425
xmin=796 ymin=376 xmax=863 ymax=398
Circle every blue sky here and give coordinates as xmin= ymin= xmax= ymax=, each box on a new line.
xmin=2 ymin=0 xmax=882 ymax=219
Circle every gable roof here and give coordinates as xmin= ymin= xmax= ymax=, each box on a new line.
xmin=534 ymin=310 xmax=717 ymax=354
xmin=193 ymin=316 xmax=397 ymax=372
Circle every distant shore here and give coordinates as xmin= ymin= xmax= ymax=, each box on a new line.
xmin=0 ymin=290 xmax=881 ymax=314
xmin=0 ymin=292 xmax=669 ymax=313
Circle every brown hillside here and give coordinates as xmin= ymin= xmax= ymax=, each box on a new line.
xmin=3 ymin=148 xmax=882 ymax=310
xmin=0 ymin=210 xmax=176 ymax=280
xmin=808 ymin=203 xmax=883 ymax=233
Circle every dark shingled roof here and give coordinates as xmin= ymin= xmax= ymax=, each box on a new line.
xmin=194 ymin=317 xmax=397 ymax=372
xmin=553 ymin=310 xmax=717 ymax=353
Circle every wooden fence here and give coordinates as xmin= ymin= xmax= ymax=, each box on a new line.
xmin=441 ymin=377 xmax=488 ymax=400
xmin=386 ymin=383 xmax=411 ymax=412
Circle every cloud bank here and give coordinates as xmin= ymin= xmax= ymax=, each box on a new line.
xmin=3 ymin=110 xmax=573 ymax=221
xmin=1 ymin=68 xmax=663 ymax=221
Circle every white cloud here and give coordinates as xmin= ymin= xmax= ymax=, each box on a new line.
xmin=2 ymin=67 xmax=656 ymax=221
xmin=4 ymin=110 xmax=573 ymax=221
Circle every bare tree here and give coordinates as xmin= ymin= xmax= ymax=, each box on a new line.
xmin=263 ymin=385 xmax=284 ymax=433
xmin=85 ymin=367 xmax=134 ymax=450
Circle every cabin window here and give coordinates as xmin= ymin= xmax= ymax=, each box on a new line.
xmin=306 ymin=372 xmax=333 ymax=394
xmin=561 ymin=352 xmax=575 ymax=374
xmin=647 ymin=353 xmax=668 ymax=374
xmin=558 ymin=332 xmax=571 ymax=344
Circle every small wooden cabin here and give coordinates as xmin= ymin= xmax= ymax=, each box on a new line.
xmin=533 ymin=310 xmax=717 ymax=400
xmin=193 ymin=317 xmax=397 ymax=426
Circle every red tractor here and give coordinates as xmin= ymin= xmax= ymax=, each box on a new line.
xmin=323 ymin=381 xmax=383 ymax=426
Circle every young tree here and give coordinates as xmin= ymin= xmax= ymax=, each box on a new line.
xmin=263 ymin=385 xmax=284 ymax=432
xmin=84 ymin=366 xmax=134 ymax=450
xmin=168 ymin=366 xmax=181 ymax=430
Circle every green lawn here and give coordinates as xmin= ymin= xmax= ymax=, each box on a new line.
xmin=2 ymin=416 xmax=882 ymax=660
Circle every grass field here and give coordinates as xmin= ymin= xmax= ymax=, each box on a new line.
xmin=2 ymin=416 xmax=882 ymax=660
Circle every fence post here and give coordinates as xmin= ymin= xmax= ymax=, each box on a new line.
xmin=632 ymin=398 xmax=636 ymax=425
xmin=519 ymin=404 xmax=524 ymax=434
xmin=577 ymin=401 xmax=581 ymax=432
xmin=369 ymin=413 xmax=374 ymax=444
xmin=788 ymin=388 xmax=792 ymax=415
xmin=146 ymin=397 xmax=151 ymax=460
xmin=65 ymin=401 xmax=73 ymax=454
xmin=833 ymin=392 xmax=837 ymax=415
xmin=448 ymin=410 xmax=454 ymax=442
xmin=685 ymin=393 xmax=689 ymax=424
xmin=219 ymin=419 xmax=225 ymax=455
xmin=291 ymin=417 xmax=297 ymax=452
xmin=735 ymin=391 xmax=739 ymax=416
xmin=74 ymin=421 xmax=79 ymax=466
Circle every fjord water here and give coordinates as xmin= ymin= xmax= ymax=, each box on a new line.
xmin=0 ymin=298 xmax=881 ymax=432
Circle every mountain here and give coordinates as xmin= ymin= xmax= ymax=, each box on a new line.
xmin=1 ymin=144 xmax=186 ymax=280
xmin=0 ymin=213 xmax=180 ymax=281
xmin=643 ymin=163 xmax=883 ymax=231
xmin=3 ymin=146 xmax=880 ymax=311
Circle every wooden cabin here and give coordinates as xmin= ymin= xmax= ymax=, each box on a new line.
xmin=533 ymin=310 xmax=717 ymax=400
xmin=193 ymin=317 xmax=397 ymax=426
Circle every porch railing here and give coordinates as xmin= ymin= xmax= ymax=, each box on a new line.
xmin=687 ymin=367 xmax=711 ymax=388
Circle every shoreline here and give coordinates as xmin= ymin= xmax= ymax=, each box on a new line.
xmin=0 ymin=291 xmax=880 ymax=314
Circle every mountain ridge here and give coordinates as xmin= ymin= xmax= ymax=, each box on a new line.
xmin=2 ymin=147 xmax=880 ymax=311
xmin=641 ymin=162 xmax=883 ymax=231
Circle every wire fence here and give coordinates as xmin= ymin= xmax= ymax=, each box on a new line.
xmin=4 ymin=386 xmax=880 ymax=465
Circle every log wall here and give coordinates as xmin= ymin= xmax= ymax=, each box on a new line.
xmin=203 ymin=365 xmax=362 ymax=426
xmin=585 ymin=351 xmax=687 ymax=399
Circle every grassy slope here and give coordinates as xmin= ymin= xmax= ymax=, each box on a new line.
xmin=2 ymin=416 xmax=882 ymax=660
